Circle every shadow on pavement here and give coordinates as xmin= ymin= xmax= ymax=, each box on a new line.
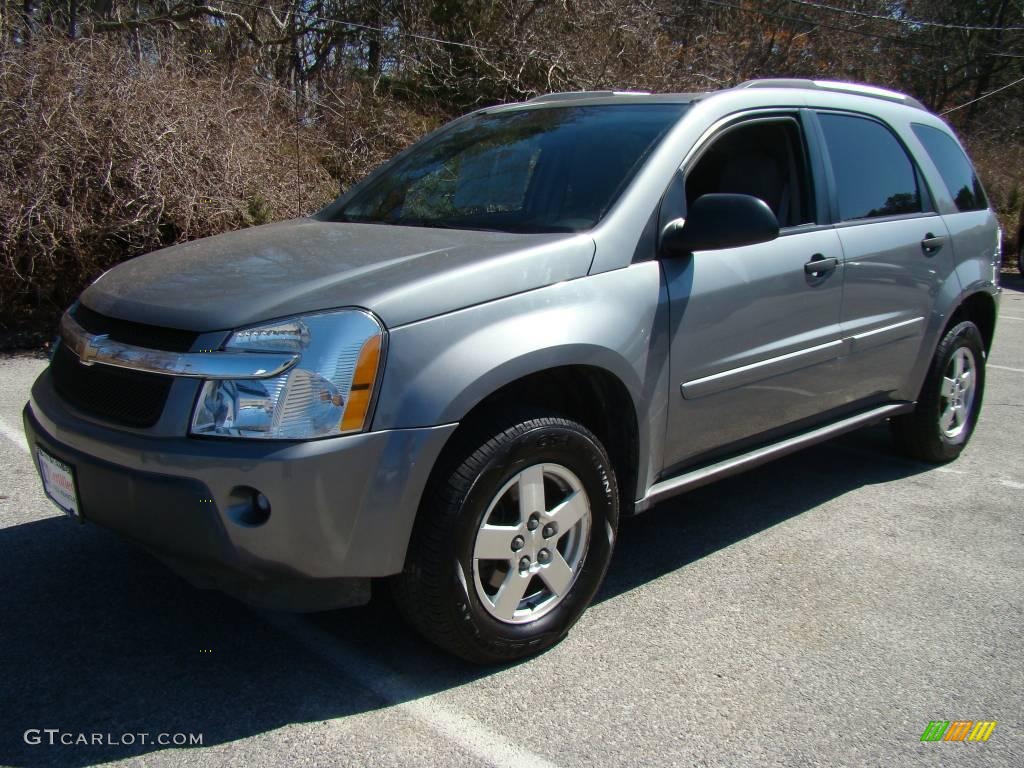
xmin=0 ymin=422 xmax=930 ymax=766
xmin=999 ymin=271 xmax=1023 ymax=289
xmin=597 ymin=422 xmax=929 ymax=604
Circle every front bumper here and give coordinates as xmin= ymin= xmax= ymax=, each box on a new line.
xmin=24 ymin=370 xmax=456 ymax=611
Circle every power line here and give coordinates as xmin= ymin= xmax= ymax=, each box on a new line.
xmin=169 ymin=0 xmax=943 ymax=57
xmin=127 ymin=0 xmax=1024 ymax=71
xmin=699 ymin=0 xmax=939 ymax=47
xmin=214 ymin=0 xmax=496 ymax=51
xmin=940 ymin=73 xmax=1024 ymax=114
xmin=784 ymin=0 xmax=1024 ymax=33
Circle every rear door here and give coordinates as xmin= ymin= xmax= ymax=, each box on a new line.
xmin=813 ymin=111 xmax=954 ymax=402
xmin=909 ymin=122 xmax=998 ymax=280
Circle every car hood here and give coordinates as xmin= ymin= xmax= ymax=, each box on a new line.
xmin=81 ymin=218 xmax=595 ymax=332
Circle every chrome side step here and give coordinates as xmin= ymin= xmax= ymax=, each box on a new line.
xmin=634 ymin=402 xmax=914 ymax=513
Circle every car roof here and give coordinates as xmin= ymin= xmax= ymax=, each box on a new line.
xmin=485 ymin=91 xmax=703 ymax=112
xmin=486 ymin=79 xmax=929 ymax=114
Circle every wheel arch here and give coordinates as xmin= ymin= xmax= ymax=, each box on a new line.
xmin=428 ymin=361 xmax=643 ymax=521
xmin=907 ymin=281 xmax=998 ymax=402
xmin=945 ymin=289 xmax=997 ymax=354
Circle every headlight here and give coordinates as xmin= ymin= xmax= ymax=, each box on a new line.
xmin=191 ymin=309 xmax=384 ymax=439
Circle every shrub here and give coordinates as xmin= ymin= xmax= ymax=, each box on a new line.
xmin=0 ymin=36 xmax=431 ymax=347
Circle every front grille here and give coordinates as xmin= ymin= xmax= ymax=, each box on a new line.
xmin=73 ymin=303 xmax=199 ymax=353
xmin=50 ymin=302 xmax=197 ymax=428
xmin=51 ymin=343 xmax=173 ymax=428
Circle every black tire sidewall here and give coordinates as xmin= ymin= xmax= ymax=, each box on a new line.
xmin=923 ymin=321 xmax=986 ymax=455
xmin=447 ymin=420 xmax=618 ymax=656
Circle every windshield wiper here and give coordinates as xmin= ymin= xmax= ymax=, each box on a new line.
xmin=396 ymin=219 xmax=507 ymax=233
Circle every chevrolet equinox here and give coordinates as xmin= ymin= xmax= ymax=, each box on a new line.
xmin=24 ymin=79 xmax=1001 ymax=662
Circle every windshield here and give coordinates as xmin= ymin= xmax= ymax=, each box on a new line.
xmin=331 ymin=104 xmax=688 ymax=234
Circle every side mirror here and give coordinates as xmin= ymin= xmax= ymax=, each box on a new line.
xmin=661 ymin=193 xmax=780 ymax=256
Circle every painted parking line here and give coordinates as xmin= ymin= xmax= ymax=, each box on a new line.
xmin=0 ymin=415 xmax=29 ymax=455
xmin=262 ymin=613 xmax=562 ymax=768
xmin=998 ymin=315 xmax=1024 ymax=321
xmin=989 ymin=364 xmax=1024 ymax=374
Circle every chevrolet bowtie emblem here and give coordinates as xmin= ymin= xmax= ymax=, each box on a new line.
xmin=79 ymin=333 xmax=109 ymax=366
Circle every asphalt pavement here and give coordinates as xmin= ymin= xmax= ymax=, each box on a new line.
xmin=1 ymin=277 xmax=1022 ymax=768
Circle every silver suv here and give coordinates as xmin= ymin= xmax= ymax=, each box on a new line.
xmin=24 ymin=80 xmax=1001 ymax=662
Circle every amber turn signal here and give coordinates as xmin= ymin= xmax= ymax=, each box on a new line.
xmin=340 ymin=335 xmax=382 ymax=433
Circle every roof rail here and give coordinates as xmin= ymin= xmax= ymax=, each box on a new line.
xmin=736 ymin=79 xmax=928 ymax=111
xmin=528 ymin=90 xmax=653 ymax=103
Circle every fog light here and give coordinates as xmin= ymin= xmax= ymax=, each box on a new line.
xmin=227 ymin=486 xmax=271 ymax=527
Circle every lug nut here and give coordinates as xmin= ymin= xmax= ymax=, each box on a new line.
xmin=519 ymin=556 xmax=531 ymax=572
xmin=511 ymin=535 xmax=525 ymax=552
xmin=542 ymin=523 xmax=557 ymax=538
xmin=538 ymin=549 xmax=551 ymax=564
xmin=527 ymin=513 xmax=540 ymax=531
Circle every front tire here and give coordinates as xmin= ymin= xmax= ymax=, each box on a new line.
xmin=892 ymin=320 xmax=986 ymax=463
xmin=393 ymin=411 xmax=619 ymax=663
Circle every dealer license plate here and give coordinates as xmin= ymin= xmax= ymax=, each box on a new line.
xmin=36 ymin=447 xmax=81 ymax=520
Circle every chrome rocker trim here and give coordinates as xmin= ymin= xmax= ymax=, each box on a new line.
xmin=635 ymin=402 xmax=914 ymax=512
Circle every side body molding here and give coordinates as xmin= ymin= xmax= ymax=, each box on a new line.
xmin=681 ymin=340 xmax=843 ymax=399
xmin=680 ymin=318 xmax=924 ymax=400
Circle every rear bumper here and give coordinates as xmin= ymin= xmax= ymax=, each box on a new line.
xmin=24 ymin=371 xmax=456 ymax=611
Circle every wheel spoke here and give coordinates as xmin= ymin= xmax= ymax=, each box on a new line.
xmin=546 ymin=489 xmax=588 ymax=531
xmin=539 ymin=551 xmax=574 ymax=596
xmin=959 ymin=370 xmax=972 ymax=390
xmin=517 ymin=465 xmax=547 ymax=522
xmin=491 ymin=569 xmax=531 ymax=621
xmin=953 ymin=350 xmax=965 ymax=378
xmin=953 ymin=403 xmax=966 ymax=426
xmin=939 ymin=406 xmax=955 ymax=432
xmin=940 ymin=376 xmax=955 ymax=398
xmin=475 ymin=525 xmax=518 ymax=561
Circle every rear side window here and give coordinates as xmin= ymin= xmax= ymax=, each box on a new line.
xmin=911 ymin=123 xmax=988 ymax=212
xmin=818 ymin=113 xmax=922 ymax=221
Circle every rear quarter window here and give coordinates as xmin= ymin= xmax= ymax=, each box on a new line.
xmin=911 ymin=123 xmax=988 ymax=212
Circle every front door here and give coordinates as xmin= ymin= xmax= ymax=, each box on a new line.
xmin=662 ymin=114 xmax=847 ymax=472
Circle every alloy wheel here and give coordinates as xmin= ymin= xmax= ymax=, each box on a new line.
xmin=471 ymin=463 xmax=592 ymax=624
xmin=939 ymin=347 xmax=977 ymax=439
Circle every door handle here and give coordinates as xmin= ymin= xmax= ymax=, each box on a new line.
xmin=804 ymin=255 xmax=838 ymax=276
xmin=921 ymin=233 xmax=945 ymax=254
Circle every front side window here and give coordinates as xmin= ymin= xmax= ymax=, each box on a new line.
xmin=818 ymin=113 xmax=922 ymax=221
xmin=911 ymin=123 xmax=988 ymax=212
xmin=333 ymin=104 xmax=688 ymax=234
xmin=685 ymin=117 xmax=814 ymax=228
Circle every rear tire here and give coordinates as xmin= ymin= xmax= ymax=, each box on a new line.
xmin=891 ymin=321 xmax=986 ymax=463
xmin=393 ymin=410 xmax=618 ymax=664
